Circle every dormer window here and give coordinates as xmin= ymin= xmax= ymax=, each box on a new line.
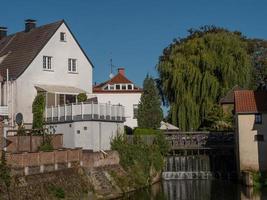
xmin=122 ymin=84 xmax=127 ymax=90
xmin=115 ymin=84 xmax=120 ymax=90
xmin=109 ymin=85 xmax=114 ymax=90
xmin=128 ymin=84 xmax=133 ymax=90
xmin=60 ymin=32 xmax=66 ymax=42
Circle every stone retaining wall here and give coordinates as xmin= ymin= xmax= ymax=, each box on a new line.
xmin=6 ymin=148 xmax=82 ymax=176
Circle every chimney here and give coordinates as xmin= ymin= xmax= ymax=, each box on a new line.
xmin=0 ymin=27 xmax=7 ymax=40
xmin=25 ymin=19 xmax=36 ymax=32
xmin=118 ymin=68 xmax=125 ymax=76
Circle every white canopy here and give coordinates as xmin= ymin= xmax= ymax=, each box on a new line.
xmin=159 ymin=121 xmax=179 ymax=131
xmin=35 ymin=84 xmax=86 ymax=95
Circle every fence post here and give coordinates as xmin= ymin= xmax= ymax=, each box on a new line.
xmin=58 ymin=105 xmax=60 ymax=121
xmin=91 ymin=102 xmax=94 ymax=119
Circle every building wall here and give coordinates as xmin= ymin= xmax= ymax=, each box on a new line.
xmin=6 ymin=22 xmax=93 ymax=123
xmin=236 ymin=114 xmax=267 ymax=172
xmin=95 ymin=93 xmax=141 ymax=128
xmin=49 ymin=120 xmax=124 ymax=152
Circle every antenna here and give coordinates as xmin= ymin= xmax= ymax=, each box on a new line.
xmin=109 ymin=58 xmax=115 ymax=79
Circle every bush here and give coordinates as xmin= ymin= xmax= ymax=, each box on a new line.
xmin=111 ymin=134 xmax=168 ymax=188
xmin=133 ymin=128 xmax=162 ymax=136
xmin=32 ymin=93 xmax=46 ymax=130
xmin=77 ymin=93 xmax=87 ymax=102
xmin=48 ymin=185 xmax=65 ymax=199
xmin=38 ymin=134 xmax=53 ymax=152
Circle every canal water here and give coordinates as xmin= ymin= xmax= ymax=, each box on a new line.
xmin=122 ymin=180 xmax=267 ymax=200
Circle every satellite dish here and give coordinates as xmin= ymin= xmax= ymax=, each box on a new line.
xmin=15 ymin=113 xmax=23 ymax=126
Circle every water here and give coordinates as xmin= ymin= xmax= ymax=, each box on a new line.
xmin=122 ymin=180 xmax=267 ymax=200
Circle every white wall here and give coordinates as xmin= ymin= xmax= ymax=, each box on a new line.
xmin=8 ymin=22 xmax=93 ymax=123
xmin=48 ymin=121 xmax=124 ymax=151
xmin=95 ymin=93 xmax=141 ymax=128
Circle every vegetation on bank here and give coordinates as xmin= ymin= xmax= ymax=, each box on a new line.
xmin=111 ymin=132 xmax=169 ymax=189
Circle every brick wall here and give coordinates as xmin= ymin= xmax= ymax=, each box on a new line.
xmin=7 ymin=134 xmax=63 ymax=152
xmin=82 ymin=150 xmax=120 ymax=168
xmin=6 ymin=148 xmax=82 ymax=175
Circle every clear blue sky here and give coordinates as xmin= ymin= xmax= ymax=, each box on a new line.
xmin=0 ymin=0 xmax=267 ymax=88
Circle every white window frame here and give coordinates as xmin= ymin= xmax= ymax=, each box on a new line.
xmin=109 ymin=85 xmax=115 ymax=90
xmin=68 ymin=58 xmax=77 ymax=73
xmin=43 ymin=56 xmax=52 ymax=70
xmin=60 ymin=32 xmax=66 ymax=42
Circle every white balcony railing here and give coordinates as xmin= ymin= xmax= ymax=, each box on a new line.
xmin=45 ymin=102 xmax=125 ymax=123
xmin=0 ymin=106 xmax=8 ymax=116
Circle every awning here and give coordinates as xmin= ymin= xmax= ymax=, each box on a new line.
xmin=35 ymin=84 xmax=87 ymax=95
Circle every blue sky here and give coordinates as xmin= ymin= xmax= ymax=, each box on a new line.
xmin=0 ymin=0 xmax=267 ymax=88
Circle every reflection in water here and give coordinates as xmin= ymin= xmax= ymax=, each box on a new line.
xmin=122 ymin=180 xmax=267 ymax=200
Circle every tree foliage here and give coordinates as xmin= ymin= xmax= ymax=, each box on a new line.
xmin=248 ymin=39 xmax=267 ymax=90
xmin=77 ymin=93 xmax=87 ymax=102
xmin=32 ymin=93 xmax=46 ymax=130
xmin=157 ymin=26 xmax=252 ymax=131
xmin=137 ymin=75 xmax=163 ymax=129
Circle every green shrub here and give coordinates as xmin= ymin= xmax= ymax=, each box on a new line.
xmin=111 ymin=134 xmax=167 ymax=188
xmin=133 ymin=128 xmax=162 ymax=136
xmin=77 ymin=93 xmax=87 ymax=102
xmin=32 ymin=93 xmax=46 ymax=130
xmin=48 ymin=185 xmax=65 ymax=199
xmin=38 ymin=134 xmax=53 ymax=152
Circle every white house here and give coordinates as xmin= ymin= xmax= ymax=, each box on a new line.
xmin=93 ymin=68 xmax=142 ymax=128
xmin=0 ymin=19 xmax=125 ymax=151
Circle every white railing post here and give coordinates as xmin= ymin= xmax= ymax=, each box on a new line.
xmin=51 ymin=106 xmax=54 ymax=122
xmin=91 ymin=102 xmax=94 ymax=119
xmin=105 ymin=103 xmax=108 ymax=119
xmin=45 ymin=107 xmax=47 ymax=121
xmin=64 ymin=104 xmax=67 ymax=121
xmin=81 ymin=102 xmax=84 ymax=120
xmin=71 ymin=103 xmax=73 ymax=121
xmin=98 ymin=103 xmax=100 ymax=118
xmin=58 ymin=105 xmax=60 ymax=121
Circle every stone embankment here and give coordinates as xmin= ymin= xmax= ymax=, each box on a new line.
xmin=0 ymin=150 xmax=152 ymax=200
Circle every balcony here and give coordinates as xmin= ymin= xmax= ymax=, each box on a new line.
xmin=0 ymin=105 xmax=8 ymax=116
xmin=45 ymin=102 xmax=125 ymax=123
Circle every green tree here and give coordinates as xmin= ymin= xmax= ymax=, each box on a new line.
xmin=32 ymin=93 xmax=46 ymax=130
xmin=157 ymin=26 xmax=252 ymax=131
xmin=137 ymin=75 xmax=163 ymax=129
xmin=0 ymin=151 xmax=11 ymax=200
xmin=77 ymin=93 xmax=87 ymax=102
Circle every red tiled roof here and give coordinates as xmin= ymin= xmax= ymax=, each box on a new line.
xmin=234 ymin=90 xmax=267 ymax=113
xmin=93 ymin=72 xmax=142 ymax=93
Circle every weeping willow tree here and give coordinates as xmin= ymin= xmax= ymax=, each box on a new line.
xmin=157 ymin=26 xmax=252 ymax=131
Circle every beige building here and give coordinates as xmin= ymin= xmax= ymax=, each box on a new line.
xmin=235 ymin=90 xmax=267 ymax=174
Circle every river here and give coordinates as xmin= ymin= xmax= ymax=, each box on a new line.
xmin=122 ymin=180 xmax=267 ymax=200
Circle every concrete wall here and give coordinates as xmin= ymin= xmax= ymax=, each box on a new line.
xmin=236 ymin=114 xmax=267 ymax=172
xmin=5 ymin=22 xmax=93 ymax=123
xmin=49 ymin=121 xmax=124 ymax=152
xmin=95 ymin=93 xmax=141 ymax=128
xmin=7 ymin=134 xmax=63 ymax=153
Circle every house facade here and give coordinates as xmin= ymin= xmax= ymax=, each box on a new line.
xmin=93 ymin=68 xmax=142 ymax=128
xmin=234 ymin=90 xmax=267 ymax=174
xmin=0 ymin=19 xmax=125 ymax=151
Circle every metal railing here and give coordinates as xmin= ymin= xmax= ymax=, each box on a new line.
xmin=45 ymin=102 xmax=125 ymax=123
xmin=0 ymin=105 xmax=8 ymax=116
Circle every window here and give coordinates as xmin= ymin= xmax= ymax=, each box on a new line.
xmin=254 ymin=134 xmax=264 ymax=141
xmin=115 ymin=84 xmax=120 ymax=90
xmin=43 ymin=56 xmax=52 ymax=70
xmin=128 ymin=84 xmax=133 ymax=90
xmin=68 ymin=58 xmax=77 ymax=72
xmin=133 ymin=104 xmax=138 ymax=119
xmin=255 ymin=114 xmax=262 ymax=124
xmin=60 ymin=32 xmax=66 ymax=41
xmin=109 ymin=85 xmax=114 ymax=90
xmin=122 ymin=84 xmax=127 ymax=90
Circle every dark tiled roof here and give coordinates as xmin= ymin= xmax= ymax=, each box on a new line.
xmin=93 ymin=72 xmax=142 ymax=93
xmin=220 ymin=85 xmax=243 ymax=104
xmin=0 ymin=20 xmax=63 ymax=79
xmin=234 ymin=90 xmax=267 ymax=113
